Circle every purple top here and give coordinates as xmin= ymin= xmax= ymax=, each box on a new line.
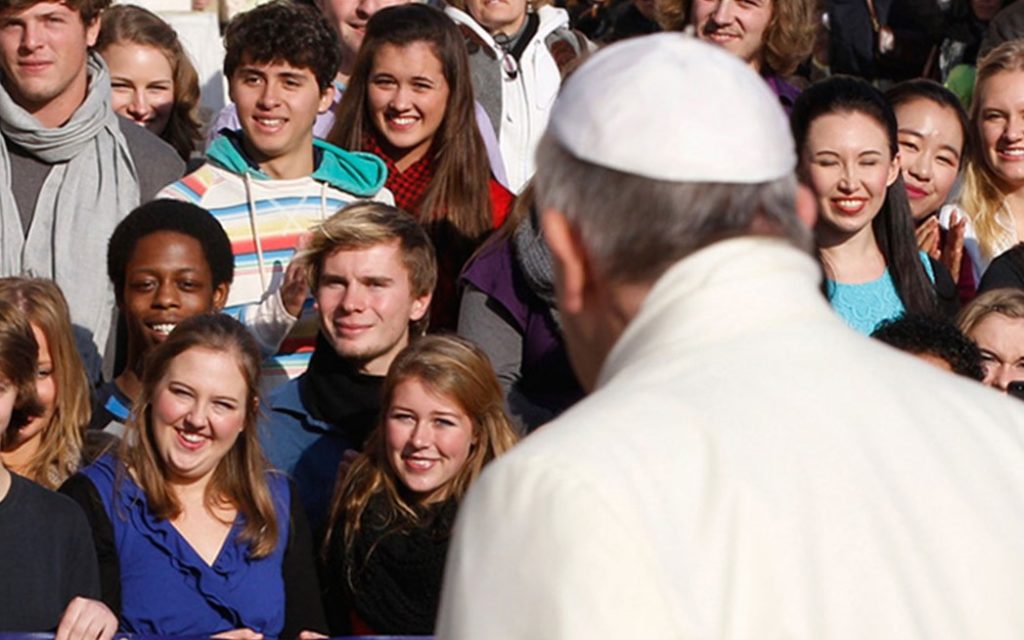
xmin=764 ymin=72 xmax=802 ymax=115
xmin=461 ymin=236 xmax=583 ymax=418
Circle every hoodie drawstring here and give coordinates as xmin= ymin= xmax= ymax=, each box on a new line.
xmin=244 ymin=172 xmax=268 ymax=292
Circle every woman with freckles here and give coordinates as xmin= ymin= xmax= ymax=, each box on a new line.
xmin=320 ymin=335 xmax=518 ymax=636
xmin=791 ymin=76 xmax=950 ymax=334
xmin=60 ymin=315 xmax=327 ymax=637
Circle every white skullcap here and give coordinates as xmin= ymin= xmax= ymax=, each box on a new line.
xmin=547 ymin=33 xmax=796 ymax=184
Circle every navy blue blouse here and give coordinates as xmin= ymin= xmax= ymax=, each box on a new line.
xmin=78 ymin=454 xmax=290 ymax=636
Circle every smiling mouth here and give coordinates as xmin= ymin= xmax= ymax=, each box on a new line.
xmin=147 ymin=322 xmax=177 ymax=336
xmin=904 ymin=185 xmax=929 ymax=199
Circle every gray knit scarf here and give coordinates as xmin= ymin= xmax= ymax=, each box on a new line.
xmin=0 ymin=53 xmax=139 ymax=377
xmin=512 ymin=207 xmax=561 ymax=328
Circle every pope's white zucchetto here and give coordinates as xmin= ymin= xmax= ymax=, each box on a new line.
xmin=547 ymin=33 xmax=797 ymax=184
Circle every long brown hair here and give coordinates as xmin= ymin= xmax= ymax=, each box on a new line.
xmin=0 ymin=278 xmax=89 ymax=488
xmin=324 ymin=335 xmax=518 ymax=559
xmin=328 ymin=4 xmax=493 ymax=242
xmin=0 ymin=300 xmax=41 ymax=430
xmin=96 ymin=4 xmax=203 ymax=161
xmin=122 ymin=314 xmax=279 ymax=558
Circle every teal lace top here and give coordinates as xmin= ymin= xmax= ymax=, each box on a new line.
xmin=828 ymin=253 xmax=935 ymax=335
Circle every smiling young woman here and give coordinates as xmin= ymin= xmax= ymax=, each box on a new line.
xmin=956 ymin=40 xmax=1024 ymax=282
xmin=95 ymin=4 xmax=203 ymax=162
xmin=886 ymin=80 xmax=973 ymax=298
xmin=329 ymin=4 xmax=514 ymax=330
xmin=60 ymin=315 xmax=327 ymax=637
xmin=320 ymin=335 xmax=518 ymax=636
xmin=791 ymin=76 xmax=950 ymax=334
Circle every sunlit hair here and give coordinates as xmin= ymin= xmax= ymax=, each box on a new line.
xmin=298 ymin=202 xmax=437 ymax=336
xmin=95 ymin=4 xmax=202 ymax=161
xmin=328 ymin=4 xmax=494 ymax=243
xmin=886 ymin=78 xmax=970 ymax=169
xmin=791 ymin=75 xmax=937 ymax=316
xmin=961 ymin=40 xmax=1024 ymax=261
xmin=655 ymin=0 xmax=817 ymax=76
xmin=324 ymin=335 xmax=518 ymax=562
xmin=956 ymin=287 xmax=1024 ymax=336
xmin=122 ymin=314 xmax=279 ymax=558
xmin=0 ymin=0 xmax=109 ymax=25
xmin=0 ymin=300 xmax=41 ymax=430
xmin=0 ymin=279 xmax=89 ymax=488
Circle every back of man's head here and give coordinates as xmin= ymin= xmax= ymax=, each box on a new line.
xmin=534 ymin=34 xmax=806 ymax=286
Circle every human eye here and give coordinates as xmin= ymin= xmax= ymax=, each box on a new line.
xmin=45 ymin=13 xmax=66 ymax=24
xmin=36 ymin=366 xmax=52 ymax=380
xmin=897 ymin=139 xmax=918 ymax=152
xmin=936 ymin=153 xmax=957 ymax=167
xmin=130 ymin=278 xmax=156 ymax=292
xmin=371 ymin=74 xmax=396 ymax=87
xmin=390 ymin=409 xmax=415 ymax=423
xmin=983 ymin=111 xmax=1006 ymax=122
xmin=178 ymin=278 xmax=201 ymax=291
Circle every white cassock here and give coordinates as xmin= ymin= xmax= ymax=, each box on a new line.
xmin=437 ymin=237 xmax=1024 ymax=640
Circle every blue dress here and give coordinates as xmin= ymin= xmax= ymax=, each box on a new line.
xmin=828 ymin=253 xmax=935 ymax=335
xmin=78 ymin=454 xmax=290 ymax=636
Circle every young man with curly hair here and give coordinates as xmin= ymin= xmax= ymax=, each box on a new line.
xmin=159 ymin=0 xmax=392 ymax=393
xmin=0 ymin=0 xmax=184 ymax=382
xmin=655 ymin=0 xmax=817 ymax=112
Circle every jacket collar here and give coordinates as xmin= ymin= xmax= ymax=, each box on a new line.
xmin=597 ymin=238 xmax=831 ymax=390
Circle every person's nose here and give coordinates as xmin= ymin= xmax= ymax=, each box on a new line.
xmin=906 ymin=151 xmax=933 ymax=182
xmin=152 ymin=279 xmax=181 ymax=309
xmin=711 ymin=0 xmax=734 ymax=25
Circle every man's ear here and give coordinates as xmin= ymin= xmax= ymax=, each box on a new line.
xmin=795 ymin=182 xmax=818 ymax=230
xmin=318 ymin=83 xmax=336 ymax=115
xmin=85 ymin=15 xmax=101 ymax=47
xmin=211 ymin=282 xmax=230 ymax=312
xmin=541 ymin=208 xmax=589 ymax=316
xmin=409 ymin=290 xmax=432 ymax=323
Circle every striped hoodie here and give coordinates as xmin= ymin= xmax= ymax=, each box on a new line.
xmin=158 ymin=132 xmax=392 ymax=392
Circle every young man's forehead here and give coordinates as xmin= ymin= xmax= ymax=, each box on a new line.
xmin=0 ymin=0 xmax=83 ymax=20
xmin=233 ymin=56 xmax=318 ymax=78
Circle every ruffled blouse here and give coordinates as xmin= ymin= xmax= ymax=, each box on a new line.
xmin=77 ymin=454 xmax=290 ymax=636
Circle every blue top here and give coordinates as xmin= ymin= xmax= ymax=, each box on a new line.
xmin=828 ymin=253 xmax=935 ymax=335
xmin=79 ymin=455 xmax=291 ymax=637
xmin=258 ymin=375 xmax=358 ymax=531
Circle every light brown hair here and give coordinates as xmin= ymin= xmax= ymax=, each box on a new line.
xmin=122 ymin=314 xmax=279 ymax=557
xmin=0 ymin=299 xmax=41 ymax=430
xmin=0 ymin=278 xmax=89 ymax=488
xmin=95 ymin=4 xmax=203 ymax=161
xmin=956 ymin=287 xmax=1024 ymax=336
xmin=655 ymin=0 xmax=817 ymax=76
xmin=324 ymin=335 xmax=518 ymax=562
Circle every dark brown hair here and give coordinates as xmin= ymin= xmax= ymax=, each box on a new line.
xmin=328 ymin=4 xmax=494 ymax=242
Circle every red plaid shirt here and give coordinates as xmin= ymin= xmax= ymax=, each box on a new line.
xmin=364 ymin=133 xmax=435 ymax=216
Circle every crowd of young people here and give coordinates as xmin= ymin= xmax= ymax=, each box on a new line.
xmin=4 ymin=0 xmax=1024 ymax=636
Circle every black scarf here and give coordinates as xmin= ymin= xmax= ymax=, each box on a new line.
xmin=327 ymin=491 xmax=457 ymax=635
xmin=298 ymin=332 xmax=384 ymax=449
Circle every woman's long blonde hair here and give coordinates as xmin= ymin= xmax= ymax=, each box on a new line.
xmin=0 ymin=278 xmax=89 ymax=488
xmin=961 ymin=40 xmax=1024 ymax=261
xmin=122 ymin=314 xmax=280 ymax=557
xmin=324 ymin=335 xmax=518 ymax=562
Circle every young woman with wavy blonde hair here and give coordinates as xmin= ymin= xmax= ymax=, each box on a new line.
xmin=955 ymin=40 xmax=1024 ymax=281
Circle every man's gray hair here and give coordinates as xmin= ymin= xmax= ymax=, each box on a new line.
xmin=534 ymin=134 xmax=812 ymax=284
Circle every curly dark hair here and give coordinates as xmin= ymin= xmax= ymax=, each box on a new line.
xmin=872 ymin=314 xmax=985 ymax=381
xmin=107 ymin=200 xmax=234 ymax=304
xmin=222 ymin=0 xmax=342 ymax=91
